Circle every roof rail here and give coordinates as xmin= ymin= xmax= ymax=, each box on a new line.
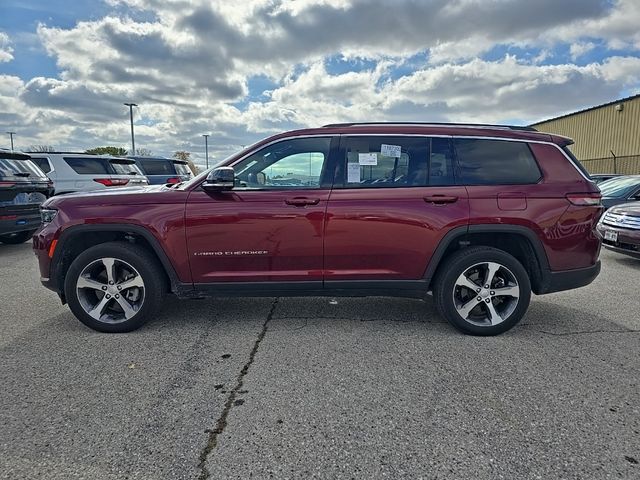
xmin=322 ymin=122 xmax=538 ymax=132
xmin=23 ymin=151 xmax=95 ymax=155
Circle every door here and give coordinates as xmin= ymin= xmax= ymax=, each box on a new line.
xmin=185 ymin=136 xmax=336 ymax=284
xmin=324 ymin=135 xmax=469 ymax=285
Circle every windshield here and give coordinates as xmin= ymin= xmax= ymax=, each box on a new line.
xmin=0 ymin=157 xmax=48 ymax=179
xmin=179 ymin=141 xmax=263 ymax=189
xmin=599 ymin=176 xmax=640 ymax=198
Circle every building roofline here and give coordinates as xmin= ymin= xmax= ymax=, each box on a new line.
xmin=530 ymin=93 xmax=640 ymax=126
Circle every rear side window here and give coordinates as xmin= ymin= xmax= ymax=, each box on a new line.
xmin=31 ymin=157 xmax=52 ymax=173
xmin=454 ymin=139 xmax=541 ymax=185
xmin=64 ymin=157 xmax=111 ymax=174
xmin=340 ymin=136 xmax=428 ymax=188
xmin=139 ymin=159 xmax=173 ymax=175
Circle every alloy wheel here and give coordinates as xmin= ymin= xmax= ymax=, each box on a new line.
xmin=452 ymin=261 xmax=520 ymax=326
xmin=75 ymin=257 xmax=145 ymax=324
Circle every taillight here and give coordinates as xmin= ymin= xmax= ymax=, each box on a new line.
xmin=0 ymin=181 xmax=16 ymax=188
xmin=166 ymin=177 xmax=181 ymax=184
xmin=566 ymin=193 xmax=602 ymax=206
xmin=93 ymin=178 xmax=129 ymax=187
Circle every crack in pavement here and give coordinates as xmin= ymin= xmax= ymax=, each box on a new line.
xmin=197 ymin=298 xmax=279 ymax=480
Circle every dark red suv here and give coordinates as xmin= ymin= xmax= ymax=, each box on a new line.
xmin=33 ymin=123 xmax=603 ymax=335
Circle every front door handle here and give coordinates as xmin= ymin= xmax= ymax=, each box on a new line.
xmin=285 ymin=197 xmax=320 ymax=206
xmin=423 ymin=195 xmax=458 ymax=204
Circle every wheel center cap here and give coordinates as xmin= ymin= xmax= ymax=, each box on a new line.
xmin=481 ymin=289 xmax=491 ymax=299
xmin=108 ymin=286 xmax=119 ymax=295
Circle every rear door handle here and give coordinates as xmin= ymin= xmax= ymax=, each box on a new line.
xmin=285 ymin=197 xmax=320 ymax=206
xmin=423 ymin=195 xmax=458 ymax=204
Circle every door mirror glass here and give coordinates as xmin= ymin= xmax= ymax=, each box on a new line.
xmin=203 ymin=167 xmax=235 ymax=192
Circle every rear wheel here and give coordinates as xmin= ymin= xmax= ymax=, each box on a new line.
xmin=0 ymin=230 xmax=36 ymax=244
xmin=64 ymin=242 xmax=166 ymax=332
xmin=434 ymin=247 xmax=531 ymax=336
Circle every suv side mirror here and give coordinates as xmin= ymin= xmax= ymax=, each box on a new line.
xmin=203 ymin=167 xmax=234 ymax=192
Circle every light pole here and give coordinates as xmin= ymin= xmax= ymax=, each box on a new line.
xmin=6 ymin=132 xmax=15 ymax=151
xmin=124 ymin=103 xmax=137 ymax=154
xmin=202 ymin=134 xmax=209 ymax=169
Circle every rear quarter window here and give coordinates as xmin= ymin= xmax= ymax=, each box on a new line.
xmin=454 ymin=139 xmax=542 ymax=185
xmin=64 ymin=157 xmax=111 ymax=174
xmin=139 ymin=159 xmax=173 ymax=175
xmin=31 ymin=157 xmax=52 ymax=173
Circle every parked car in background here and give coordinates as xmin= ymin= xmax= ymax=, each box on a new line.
xmin=28 ymin=152 xmax=149 ymax=195
xmin=598 ymin=175 xmax=640 ymax=209
xmin=1 ymin=149 xmax=53 ymax=244
xmin=597 ymin=202 xmax=640 ymax=259
xmin=128 ymin=156 xmax=193 ymax=184
xmin=34 ymin=123 xmax=603 ymax=336
xmin=591 ymin=173 xmax=622 ymax=185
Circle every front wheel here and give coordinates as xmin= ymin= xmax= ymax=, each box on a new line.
xmin=434 ymin=246 xmax=531 ymax=336
xmin=64 ymin=242 xmax=166 ymax=332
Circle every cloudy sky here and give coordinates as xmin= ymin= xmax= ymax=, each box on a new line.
xmin=1 ymin=0 xmax=640 ymax=166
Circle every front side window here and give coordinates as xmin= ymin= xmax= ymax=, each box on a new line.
xmin=454 ymin=139 xmax=541 ymax=185
xmin=233 ymin=137 xmax=331 ymax=189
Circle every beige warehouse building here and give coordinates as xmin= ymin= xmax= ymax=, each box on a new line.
xmin=531 ymin=94 xmax=640 ymax=174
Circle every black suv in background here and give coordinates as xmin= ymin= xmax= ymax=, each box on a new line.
xmin=0 ymin=150 xmax=53 ymax=244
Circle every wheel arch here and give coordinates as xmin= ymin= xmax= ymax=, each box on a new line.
xmin=51 ymin=224 xmax=181 ymax=298
xmin=424 ymin=224 xmax=551 ymax=295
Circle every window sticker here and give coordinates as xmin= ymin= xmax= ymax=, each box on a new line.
xmin=381 ymin=143 xmax=401 ymax=158
xmin=358 ymin=152 xmax=378 ymax=165
xmin=347 ymin=163 xmax=361 ymax=183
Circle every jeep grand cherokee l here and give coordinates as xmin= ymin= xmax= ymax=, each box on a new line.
xmin=33 ymin=123 xmax=603 ymax=335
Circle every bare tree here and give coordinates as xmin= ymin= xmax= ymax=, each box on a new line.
xmin=29 ymin=145 xmax=56 ymax=152
xmin=134 ymin=148 xmax=153 ymax=156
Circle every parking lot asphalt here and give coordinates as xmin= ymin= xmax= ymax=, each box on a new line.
xmin=1 ymin=242 xmax=639 ymax=479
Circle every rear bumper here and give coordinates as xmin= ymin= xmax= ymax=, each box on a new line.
xmin=0 ymin=208 xmax=41 ymax=236
xmin=536 ymin=261 xmax=601 ymax=294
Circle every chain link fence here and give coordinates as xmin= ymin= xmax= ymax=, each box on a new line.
xmin=581 ymin=155 xmax=640 ymax=175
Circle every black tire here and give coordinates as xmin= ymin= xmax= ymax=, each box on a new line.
xmin=433 ymin=246 xmax=531 ymax=336
xmin=0 ymin=229 xmax=36 ymax=244
xmin=64 ymin=241 xmax=166 ymax=333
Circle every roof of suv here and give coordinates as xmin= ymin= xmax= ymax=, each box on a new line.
xmin=258 ymin=122 xmax=573 ymax=147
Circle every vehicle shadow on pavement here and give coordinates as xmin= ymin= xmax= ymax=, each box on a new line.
xmin=609 ymin=254 xmax=640 ymax=270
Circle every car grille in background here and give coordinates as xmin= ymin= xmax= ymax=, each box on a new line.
xmin=603 ymin=212 xmax=640 ymax=230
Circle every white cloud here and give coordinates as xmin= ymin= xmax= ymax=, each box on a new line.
xmin=0 ymin=32 xmax=14 ymax=63
xmin=570 ymin=42 xmax=596 ymax=61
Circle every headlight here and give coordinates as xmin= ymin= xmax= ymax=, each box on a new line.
xmin=41 ymin=208 xmax=58 ymax=224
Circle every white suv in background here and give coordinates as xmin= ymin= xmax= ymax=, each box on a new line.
xmin=29 ymin=153 xmax=149 ymax=195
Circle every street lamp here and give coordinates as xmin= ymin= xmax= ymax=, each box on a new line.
xmin=6 ymin=132 xmax=15 ymax=151
xmin=202 ymin=134 xmax=210 ymax=169
xmin=124 ymin=103 xmax=137 ymax=154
